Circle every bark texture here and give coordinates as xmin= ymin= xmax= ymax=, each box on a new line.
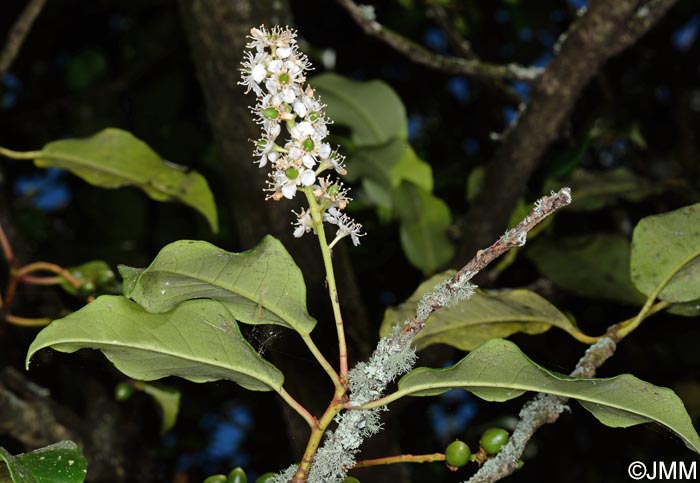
xmin=459 ymin=0 xmax=677 ymax=263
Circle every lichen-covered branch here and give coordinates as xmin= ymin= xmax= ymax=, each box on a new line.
xmin=286 ymin=188 xmax=572 ymax=483
xmin=465 ymin=337 xmax=617 ymax=483
xmin=335 ymin=0 xmax=542 ymax=82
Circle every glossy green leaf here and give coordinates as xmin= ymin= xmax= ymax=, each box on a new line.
xmin=1 ymin=441 xmax=86 ymax=483
xmin=395 ymin=184 xmax=454 ymax=274
xmin=34 ymin=128 xmax=218 ymax=232
xmin=527 ymin=234 xmax=646 ymax=305
xmin=136 ymin=382 xmax=181 ymax=434
xmin=380 ymin=272 xmax=584 ymax=351
xmin=393 ymin=339 xmax=700 ymax=454
xmin=120 ymin=236 xmax=316 ymax=335
xmin=26 ymin=296 xmax=284 ymax=392
xmin=631 ymin=203 xmax=700 ymax=303
xmin=312 ymin=73 xmax=407 ymax=146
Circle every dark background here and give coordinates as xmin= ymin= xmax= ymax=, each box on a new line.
xmin=1 ymin=0 xmax=699 ymax=482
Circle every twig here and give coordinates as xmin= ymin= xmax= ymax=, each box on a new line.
xmin=335 ymin=0 xmax=542 ymax=82
xmin=0 ymin=0 xmax=48 ymax=78
xmin=458 ymin=0 xmax=678 ymax=261
xmin=402 ymin=188 xmax=572 ymax=339
xmin=354 ymin=452 xmax=446 ymax=468
xmin=465 ymin=337 xmax=617 ymax=483
xmin=0 ymin=223 xmax=19 ymax=269
xmin=425 ymin=1 xmax=475 ymax=59
xmin=302 ymin=188 xmax=572 ymax=482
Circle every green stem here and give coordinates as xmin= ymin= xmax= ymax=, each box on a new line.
xmin=292 ymin=388 xmax=346 ymax=483
xmin=354 ymin=452 xmax=446 ymax=468
xmin=0 ymin=146 xmax=42 ymax=160
xmin=615 ymin=300 xmax=671 ymax=340
xmin=303 ymin=188 xmax=349 ymax=381
xmin=276 ymin=387 xmax=318 ymax=429
xmin=616 ymin=249 xmax=699 ymax=339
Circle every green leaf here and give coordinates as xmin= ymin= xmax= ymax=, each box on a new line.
xmin=395 ymin=184 xmax=454 ymax=274
xmin=121 ymin=236 xmax=316 ymax=335
xmin=394 ymin=339 xmax=700 ymax=454
xmin=1 ymin=441 xmax=86 ymax=483
xmin=0 ymin=447 xmax=34 ymax=483
xmin=346 ymin=139 xmax=433 ymax=192
xmin=527 ymin=234 xmax=646 ymax=306
xmin=380 ymin=272 xmax=585 ymax=351
xmin=631 ymin=203 xmax=700 ymax=303
xmin=26 ymin=296 xmax=284 ymax=392
xmin=312 ymin=73 xmax=407 ymax=146
xmin=34 ymin=128 xmax=218 ymax=232
xmin=136 ymin=382 xmax=181 ymax=434
xmin=666 ymin=299 xmax=700 ymax=317
xmin=544 ymin=168 xmax=657 ymax=212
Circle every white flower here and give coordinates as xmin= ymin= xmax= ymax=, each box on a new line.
xmin=292 ymin=208 xmax=314 ymax=237
xmin=241 ymin=25 xmax=365 ymax=244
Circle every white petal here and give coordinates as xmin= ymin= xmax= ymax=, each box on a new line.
xmin=318 ymin=143 xmax=331 ymax=159
xmin=281 ymin=184 xmax=297 ymax=199
xmin=301 ymin=169 xmax=316 ymax=186
xmin=289 ymin=146 xmax=301 ymax=160
xmin=252 ymin=64 xmax=267 ymax=83
xmin=277 ymin=46 xmax=292 ymax=58
xmin=294 ymin=225 xmax=305 ymax=237
xmin=302 ymin=154 xmax=315 ymax=168
xmin=293 ymin=101 xmax=307 ymax=118
xmin=281 ymin=87 xmax=297 ymax=104
xmin=267 ymin=59 xmax=283 ymax=73
xmin=296 ymin=122 xmax=314 ymax=137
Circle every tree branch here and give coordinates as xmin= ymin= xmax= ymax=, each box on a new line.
xmin=425 ymin=1 xmax=476 ymax=60
xmin=466 ymin=336 xmax=617 ymax=483
xmin=335 ymin=0 xmax=542 ymax=82
xmin=300 ymin=189 xmax=572 ymax=482
xmin=0 ymin=0 xmax=48 ymax=79
xmin=458 ymin=0 xmax=677 ymax=261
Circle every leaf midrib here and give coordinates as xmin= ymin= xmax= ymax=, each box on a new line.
xmin=45 ymin=337 xmax=279 ymax=390
xmin=37 ymin=151 xmax=178 ymax=196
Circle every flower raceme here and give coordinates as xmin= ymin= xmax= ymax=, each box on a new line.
xmin=240 ymin=26 xmax=364 ymax=247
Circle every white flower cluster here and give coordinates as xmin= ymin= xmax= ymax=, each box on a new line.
xmin=240 ymin=26 xmax=364 ymax=246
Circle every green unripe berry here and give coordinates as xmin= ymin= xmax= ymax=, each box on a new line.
xmin=254 ymin=473 xmax=276 ymax=483
xmin=203 ymin=475 xmax=227 ymax=483
xmin=227 ymin=468 xmax=247 ymax=483
xmin=445 ymin=440 xmax=471 ymax=467
xmin=341 ymin=477 xmax=360 ymax=483
xmin=278 ymin=72 xmax=290 ymax=83
xmin=114 ymin=382 xmax=133 ymax=401
xmin=516 ymin=459 xmax=524 ymax=470
xmin=262 ymin=107 xmax=279 ymax=120
xmin=480 ymin=428 xmax=509 ymax=455
xmin=302 ymin=138 xmax=315 ymax=151
xmin=285 ymin=167 xmax=299 ymax=180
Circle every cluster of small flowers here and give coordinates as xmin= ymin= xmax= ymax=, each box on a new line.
xmin=240 ymin=26 xmax=364 ymax=246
